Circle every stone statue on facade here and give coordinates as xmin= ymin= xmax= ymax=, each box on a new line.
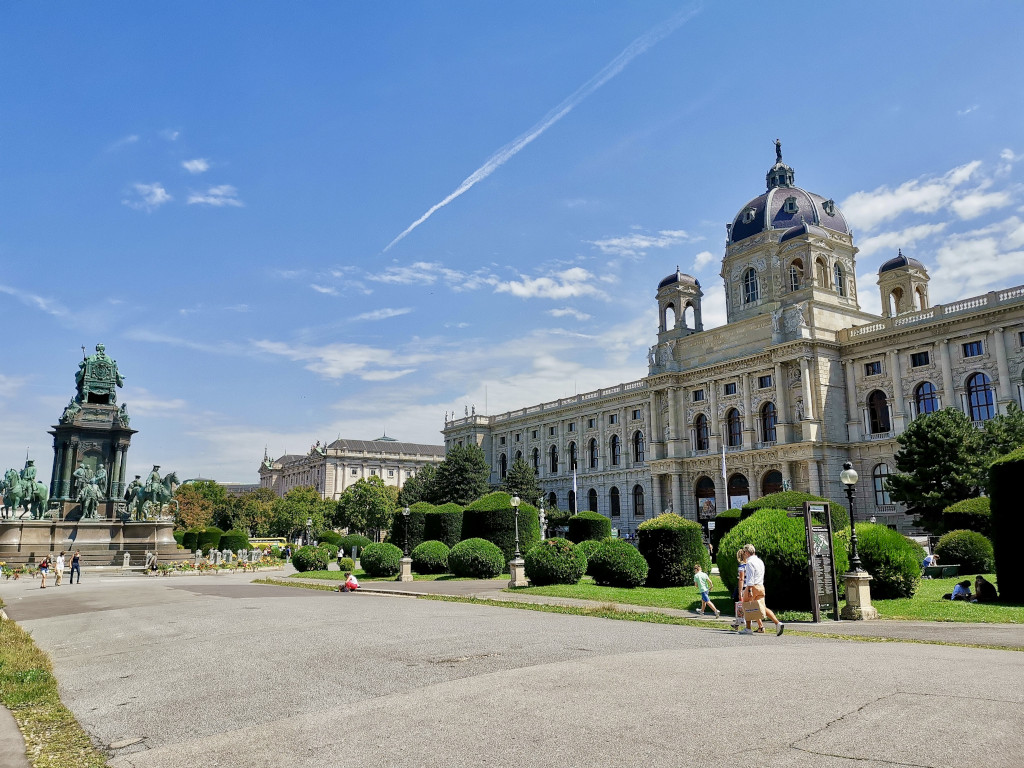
xmin=116 ymin=403 xmax=130 ymax=426
xmin=2 ymin=466 xmax=50 ymax=520
xmin=72 ymin=462 xmax=90 ymax=496
xmin=75 ymin=343 xmax=125 ymax=405
xmin=125 ymin=474 xmax=143 ymax=509
xmin=133 ymin=467 xmax=179 ymax=520
xmin=771 ymin=307 xmax=783 ymax=334
xmin=648 ymin=346 xmax=656 ymax=367
xmin=92 ymin=463 xmax=108 ymax=495
xmin=61 ymin=398 xmax=82 ymax=423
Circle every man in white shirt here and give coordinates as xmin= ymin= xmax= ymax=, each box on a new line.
xmin=738 ymin=544 xmax=784 ymax=636
xmin=55 ymin=551 xmax=66 ymax=586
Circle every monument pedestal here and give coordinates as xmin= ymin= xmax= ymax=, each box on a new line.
xmin=841 ymin=570 xmax=879 ymax=620
xmin=508 ymin=557 xmax=528 ymax=588
xmin=0 ymin=519 xmax=187 ymax=567
xmin=398 ymin=556 xmax=414 ymax=582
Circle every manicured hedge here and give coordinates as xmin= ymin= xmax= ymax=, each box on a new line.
xmin=716 ymin=508 xmax=849 ymax=611
xmin=424 ymin=503 xmax=464 ymax=548
xmin=292 ymin=545 xmax=328 ymax=572
xmin=523 ymin=538 xmax=586 ymax=586
xmin=182 ymin=527 xmax=203 ymax=552
xmin=173 ymin=530 xmax=185 ymax=546
xmin=742 ymin=492 xmax=848 ymax=531
xmin=448 ymin=538 xmax=505 ymax=579
xmin=941 ymin=497 xmax=991 ymax=537
xmin=934 ymin=530 xmax=994 ymax=575
xmin=852 ymin=523 xmax=921 ymax=599
xmin=638 ymin=513 xmax=710 ymax=587
xmin=989 ymin=446 xmax=1024 ymax=600
xmin=461 ymin=492 xmax=540 ymax=563
xmin=197 ymin=526 xmax=224 ymax=553
xmin=337 ymin=557 xmax=354 ymax=572
xmin=575 ymin=538 xmax=603 ymax=576
xmin=411 ymin=540 xmax=450 ymax=574
xmin=389 ymin=507 xmax=427 ymax=554
xmin=317 ymin=530 xmax=344 ymax=547
xmin=567 ymin=511 xmax=612 ymax=543
xmin=338 ymin=534 xmax=373 ymax=558
xmin=711 ymin=508 xmax=742 ymax=552
xmin=587 ymin=539 xmax=648 ymax=588
xmin=318 ymin=542 xmax=339 ymax=561
xmin=219 ymin=529 xmax=251 ymax=552
xmin=360 ymin=542 xmax=403 ymax=577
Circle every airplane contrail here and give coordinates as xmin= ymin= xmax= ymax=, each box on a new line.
xmin=383 ymin=5 xmax=701 ymax=252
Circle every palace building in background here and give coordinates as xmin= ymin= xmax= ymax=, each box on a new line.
xmin=442 ymin=145 xmax=1024 ymax=536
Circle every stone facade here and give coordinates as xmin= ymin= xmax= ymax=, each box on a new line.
xmin=442 ymin=149 xmax=1024 ymax=536
xmin=259 ymin=437 xmax=445 ymax=500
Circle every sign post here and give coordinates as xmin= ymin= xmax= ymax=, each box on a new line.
xmin=786 ymin=504 xmax=840 ymax=622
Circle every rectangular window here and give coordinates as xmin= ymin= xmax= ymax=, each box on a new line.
xmin=515 ymin=433 xmax=521 ymax=442
xmin=568 ymin=423 xmax=576 ymax=432
xmin=531 ymin=430 xmax=537 ymax=439
xmin=963 ymin=340 xmax=983 ymax=357
xmin=1019 ymin=331 xmax=1024 ymax=346
xmin=609 ymin=414 xmax=618 ymax=424
xmin=724 ymin=382 xmax=737 ymax=395
xmin=587 ymin=418 xmax=595 ymax=429
xmin=864 ymin=361 xmax=882 ymax=376
xmin=549 ymin=426 xmax=556 ymax=436
xmin=910 ymin=351 xmax=929 ymax=368
xmin=758 ymin=375 xmax=772 ymax=389
xmin=387 ymin=470 xmax=394 ymax=477
xmin=350 ymin=468 xmax=358 ymax=476
xmin=370 ymin=469 xmax=377 ymax=475
xmin=631 ymin=409 xmax=641 ymax=420
xmin=692 ymin=390 xmax=705 ymax=402
xmin=500 ymin=436 xmax=506 ymax=445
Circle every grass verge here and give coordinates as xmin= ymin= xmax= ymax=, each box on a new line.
xmin=0 ymin=611 xmax=108 ymax=767
xmin=289 ymin=569 xmax=485 ymax=582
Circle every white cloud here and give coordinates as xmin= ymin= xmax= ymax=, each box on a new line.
xmin=854 ymin=223 xmax=948 ymax=259
xmin=587 ymin=229 xmax=697 ymax=258
xmin=367 ymin=261 xmax=497 ymax=291
xmin=182 ymin=158 xmax=210 ymax=174
xmin=495 ymin=267 xmax=607 ymax=300
xmin=159 ymin=129 xmax=181 ymax=141
xmin=0 ymin=283 xmax=70 ymax=319
xmin=928 ymin=216 xmax=1024 ymax=300
xmin=187 ymin=185 xmax=243 ymax=207
xmin=1001 ymin=148 xmax=1022 ymax=163
xmin=106 ymin=134 xmax=139 ymax=152
xmin=310 ymin=284 xmax=339 ymax=296
xmin=119 ymin=387 xmax=187 ymax=415
xmin=692 ymin=250 xmax=715 ymax=270
xmin=950 ymin=190 xmax=1012 ymax=220
xmin=957 ymin=105 xmax=979 ymax=116
xmin=122 ymin=182 xmax=172 ymax=212
xmin=253 ymin=339 xmax=434 ymax=381
xmin=352 ymin=307 xmax=412 ymax=321
xmin=548 ymin=307 xmax=592 ymax=321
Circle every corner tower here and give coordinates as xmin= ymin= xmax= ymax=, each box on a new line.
xmin=878 ymin=250 xmax=930 ymax=317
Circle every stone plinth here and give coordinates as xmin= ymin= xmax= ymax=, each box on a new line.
xmin=398 ymin=556 xmax=413 ymax=582
xmin=0 ymin=519 xmax=187 ymax=567
xmin=508 ymin=557 xmax=528 ymax=588
xmin=841 ymin=570 xmax=879 ymax=620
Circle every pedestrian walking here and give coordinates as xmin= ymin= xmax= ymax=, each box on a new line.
xmin=55 ymin=551 xmax=65 ymax=586
xmin=38 ymin=554 xmax=50 ymax=588
xmin=693 ymin=564 xmax=720 ymax=617
xmin=70 ymin=550 xmax=82 ymax=584
xmin=738 ymin=543 xmax=784 ymax=636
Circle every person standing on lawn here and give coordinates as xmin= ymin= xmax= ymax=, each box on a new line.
xmin=739 ymin=543 xmax=784 ymax=636
xmin=693 ymin=564 xmax=720 ymax=617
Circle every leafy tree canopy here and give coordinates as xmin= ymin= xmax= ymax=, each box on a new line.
xmin=981 ymin=403 xmax=1024 ymax=464
xmin=173 ymin=483 xmax=214 ymax=530
xmin=268 ymin=485 xmax=335 ymax=539
xmin=337 ymin=475 xmax=396 ymax=539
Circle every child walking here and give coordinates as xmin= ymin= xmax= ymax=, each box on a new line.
xmin=693 ymin=564 xmax=720 ymax=617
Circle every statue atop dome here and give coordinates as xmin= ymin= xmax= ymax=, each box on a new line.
xmin=75 ymin=343 xmax=125 ymax=405
xmin=774 ymin=138 xmax=782 ymax=163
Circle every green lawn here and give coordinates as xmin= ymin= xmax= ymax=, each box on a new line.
xmin=872 ymin=575 xmax=1022 ymax=623
xmin=513 ymin=578 xmax=730 ymax=613
xmin=290 ymin=569 xmax=505 ymax=582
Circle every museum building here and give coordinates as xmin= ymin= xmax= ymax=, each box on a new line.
xmin=441 ymin=147 xmax=1024 ymax=535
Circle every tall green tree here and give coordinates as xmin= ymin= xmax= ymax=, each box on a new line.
xmin=397 ymin=464 xmax=436 ymax=507
xmin=981 ymin=403 xmax=1024 ymax=465
xmin=430 ymin=444 xmax=490 ymax=505
xmin=887 ymin=407 xmax=985 ymax=531
xmin=173 ymin=484 xmax=214 ymax=530
xmin=182 ymin=480 xmax=231 ymax=528
xmin=229 ymin=487 xmax=278 ymax=536
xmin=337 ymin=476 xmax=395 ymax=541
xmin=500 ymin=457 xmax=540 ymax=502
xmin=268 ymin=486 xmax=334 ymax=540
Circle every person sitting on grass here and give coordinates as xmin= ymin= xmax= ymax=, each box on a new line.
xmin=975 ymin=575 xmax=998 ymax=603
xmin=945 ymin=580 xmax=972 ymax=601
xmin=693 ymin=564 xmax=720 ymax=618
xmin=338 ymin=572 xmax=360 ymax=592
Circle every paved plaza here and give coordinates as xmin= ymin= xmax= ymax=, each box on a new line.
xmin=2 ymin=572 xmax=1023 ymax=768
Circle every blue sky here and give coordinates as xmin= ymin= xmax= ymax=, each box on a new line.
xmin=3 ymin=2 xmax=1024 ymax=483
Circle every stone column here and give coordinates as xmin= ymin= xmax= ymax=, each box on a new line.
xmin=119 ymin=446 xmax=128 ymax=498
xmin=844 ymin=359 xmax=861 ymax=441
xmin=652 ymin=473 xmax=663 ymax=513
xmin=807 ymin=459 xmax=821 ymax=495
xmin=50 ymin=441 xmax=63 ymax=498
xmin=741 ymin=373 xmax=754 ymax=448
xmin=799 ymin=358 xmax=815 ymax=420
xmin=780 ymin=460 xmax=793 ymax=492
xmin=709 ymin=379 xmax=720 ymax=452
xmin=888 ymin=350 xmax=907 ymax=432
xmin=61 ymin=440 xmax=77 ymax=498
xmin=671 ymin=472 xmax=683 ymax=518
xmin=648 ymin=391 xmax=660 ymax=461
xmin=992 ymin=328 xmax=1012 ymax=411
xmin=939 ymin=339 xmax=955 ymax=409
xmin=666 ymin=388 xmax=678 ymax=457
xmin=111 ymin=446 xmax=123 ymax=499
xmin=774 ymin=361 xmax=790 ymax=442
xmin=597 ymin=413 xmax=606 ymax=472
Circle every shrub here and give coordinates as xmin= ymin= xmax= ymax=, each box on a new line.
xmin=941 ymin=497 xmax=991 ymax=537
xmin=852 ymin=523 xmax=921 ymax=599
xmin=411 ymin=540 xmax=450 ymax=574
xmin=270 ymin=545 xmax=283 ymax=559
xmin=389 ymin=506 xmax=428 ymax=554
xmin=318 ymin=542 xmax=339 ymax=561
xmin=338 ymin=534 xmax=373 ymax=558
xmin=461 ymin=492 xmax=540 ymax=562
xmin=360 ymin=542 xmax=403 ymax=577
xmin=448 ymin=538 xmax=505 ymax=579
xmin=587 ymin=539 xmax=648 ymax=588
xmin=317 ymin=530 xmax=344 ymax=547
xmin=711 ymin=509 xmax=742 ymax=552
xmin=292 ymin=545 xmax=328 ymax=572
xmin=742 ymin=492 xmax=848 ymax=531
xmin=173 ymin=530 xmax=185 ymax=546
xmin=181 ymin=528 xmax=203 ymax=552
xmin=337 ymin=557 xmax=354 ymax=572
xmin=716 ymin=508 xmax=849 ymax=611
xmin=990 ymin=445 xmax=1024 ymax=600
xmin=575 ymin=538 xmax=603 ymax=575
xmin=196 ymin=526 xmax=224 ymax=553
xmin=524 ymin=538 xmax=587 ymax=586
xmin=423 ymin=503 xmax=464 ymax=548
xmin=567 ymin=511 xmax=612 ymax=543
xmin=219 ymin=529 xmax=251 ymax=552
xmin=934 ymin=530 xmax=994 ymax=575
xmin=638 ymin=514 xmax=710 ymax=587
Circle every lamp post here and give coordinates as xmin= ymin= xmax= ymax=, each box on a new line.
xmin=508 ymin=495 xmax=527 ymax=587
xmin=305 ymin=517 xmax=313 ymax=547
xmin=511 ymin=495 xmax=521 ymax=558
xmin=402 ymin=506 xmax=411 ymax=557
xmin=398 ymin=506 xmax=413 ymax=582
xmin=839 ymin=462 xmax=863 ymax=571
xmin=839 ymin=461 xmax=877 ymax=620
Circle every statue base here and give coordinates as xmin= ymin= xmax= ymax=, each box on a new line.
xmin=508 ymin=557 xmax=529 ymax=588
xmin=398 ymin=556 xmax=414 ymax=582
xmin=0 ymin=519 xmax=188 ymax=568
xmin=841 ymin=570 xmax=879 ymax=621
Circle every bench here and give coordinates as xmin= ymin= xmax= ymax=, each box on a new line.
xmin=924 ymin=564 xmax=960 ymax=579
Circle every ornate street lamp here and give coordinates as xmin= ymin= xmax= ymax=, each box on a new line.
xmin=840 ymin=462 xmax=863 ymax=571
xmin=402 ymin=506 xmax=411 ymax=557
xmin=511 ymin=495 xmax=522 ymax=558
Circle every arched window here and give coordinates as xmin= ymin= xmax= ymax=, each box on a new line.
xmin=609 ymin=486 xmax=620 ymax=517
xmin=726 ymin=408 xmax=742 ymax=447
xmin=889 ymin=287 xmax=903 ymax=316
xmin=788 ymin=259 xmax=803 ymax=292
xmin=632 ymin=484 xmax=645 ymax=517
xmin=610 ymin=435 xmax=621 ymax=466
xmin=872 ymin=463 xmax=891 ymax=506
xmin=515 ymin=450 xmax=522 ymax=462
xmin=531 ymin=448 xmax=539 ymax=474
xmin=967 ymin=373 xmax=995 ymax=422
xmin=695 ymin=476 xmax=715 ymax=518
xmin=568 ymin=441 xmax=577 ymax=470
xmin=914 ymin=382 xmax=939 ymax=416
xmin=761 ymin=470 xmax=783 ymax=496
xmin=633 ymin=431 xmax=645 ymax=462
xmin=834 ymin=263 xmax=845 ymax=297
xmin=916 ymin=286 xmax=928 ymax=311
xmin=568 ymin=490 xmax=577 ymax=514
xmin=499 ymin=453 xmax=507 ymax=479
xmin=683 ymin=302 xmax=695 ymax=329
xmin=867 ymin=390 xmax=891 ymax=434
xmin=663 ymin=303 xmax=676 ymax=332
xmin=588 ymin=438 xmax=598 ymax=469
xmin=742 ymin=268 xmax=759 ymax=304
xmin=588 ymin=488 xmax=598 ymax=513
xmin=548 ymin=492 xmax=557 ymax=511
xmin=549 ymin=445 xmax=558 ymax=473
xmin=760 ymin=402 xmax=777 ymax=442
xmin=694 ymin=414 xmax=709 ymax=451
xmin=727 ymin=473 xmax=749 ymax=508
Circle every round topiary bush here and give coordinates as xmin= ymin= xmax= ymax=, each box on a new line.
xmin=423 ymin=503 xmax=464 ymax=548
xmin=337 ymin=557 xmax=354 ymax=572
xmin=575 ymin=538 xmax=602 ymax=560
xmin=941 ymin=498 xmax=991 ymax=537
xmin=742 ymin=492 xmax=848 ymax=531
xmin=360 ymin=542 xmax=403 ymax=577
xmin=638 ymin=513 xmax=711 ymax=587
xmin=411 ymin=540 xmax=450 ymax=574
xmin=567 ymin=511 xmax=612 ymax=543
xmin=182 ymin=528 xmax=202 ymax=552
xmin=317 ymin=530 xmax=344 ymax=548
xmin=523 ymin=538 xmax=587 ymax=586
xmin=173 ymin=530 xmax=185 ymax=546
xmin=390 ymin=506 xmax=428 ymax=554
xmin=711 ymin=509 xmax=742 ymax=552
xmin=934 ymin=529 xmax=994 ymax=575
xmin=716 ymin=508 xmax=849 ymax=611
xmin=852 ymin=523 xmax=921 ymax=599
xmin=587 ymin=539 xmax=648 ymax=588
xmin=292 ymin=545 xmax=328 ymax=572
xmin=219 ymin=529 xmax=251 ymax=552
xmin=196 ymin=526 xmax=224 ymax=553
xmin=448 ymin=538 xmax=505 ymax=579
xmin=338 ymin=534 xmax=373 ymax=558
xmin=461 ymin=492 xmax=540 ymax=562
xmin=318 ymin=542 xmax=339 ymax=561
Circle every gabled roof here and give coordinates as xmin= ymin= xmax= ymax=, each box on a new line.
xmin=326 ymin=439 xmax=445 ymax=456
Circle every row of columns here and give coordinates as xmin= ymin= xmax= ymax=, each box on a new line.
xmin=48 ymin=438 xmax=128 ymax=499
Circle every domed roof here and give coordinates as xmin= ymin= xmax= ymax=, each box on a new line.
xmin=728 ymin=142 xmax=850 ymax=244
xmin=658 ymin=267 xmax=700 ymax=290
xmin=878 ymin=249 xmax=926 ymax=274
